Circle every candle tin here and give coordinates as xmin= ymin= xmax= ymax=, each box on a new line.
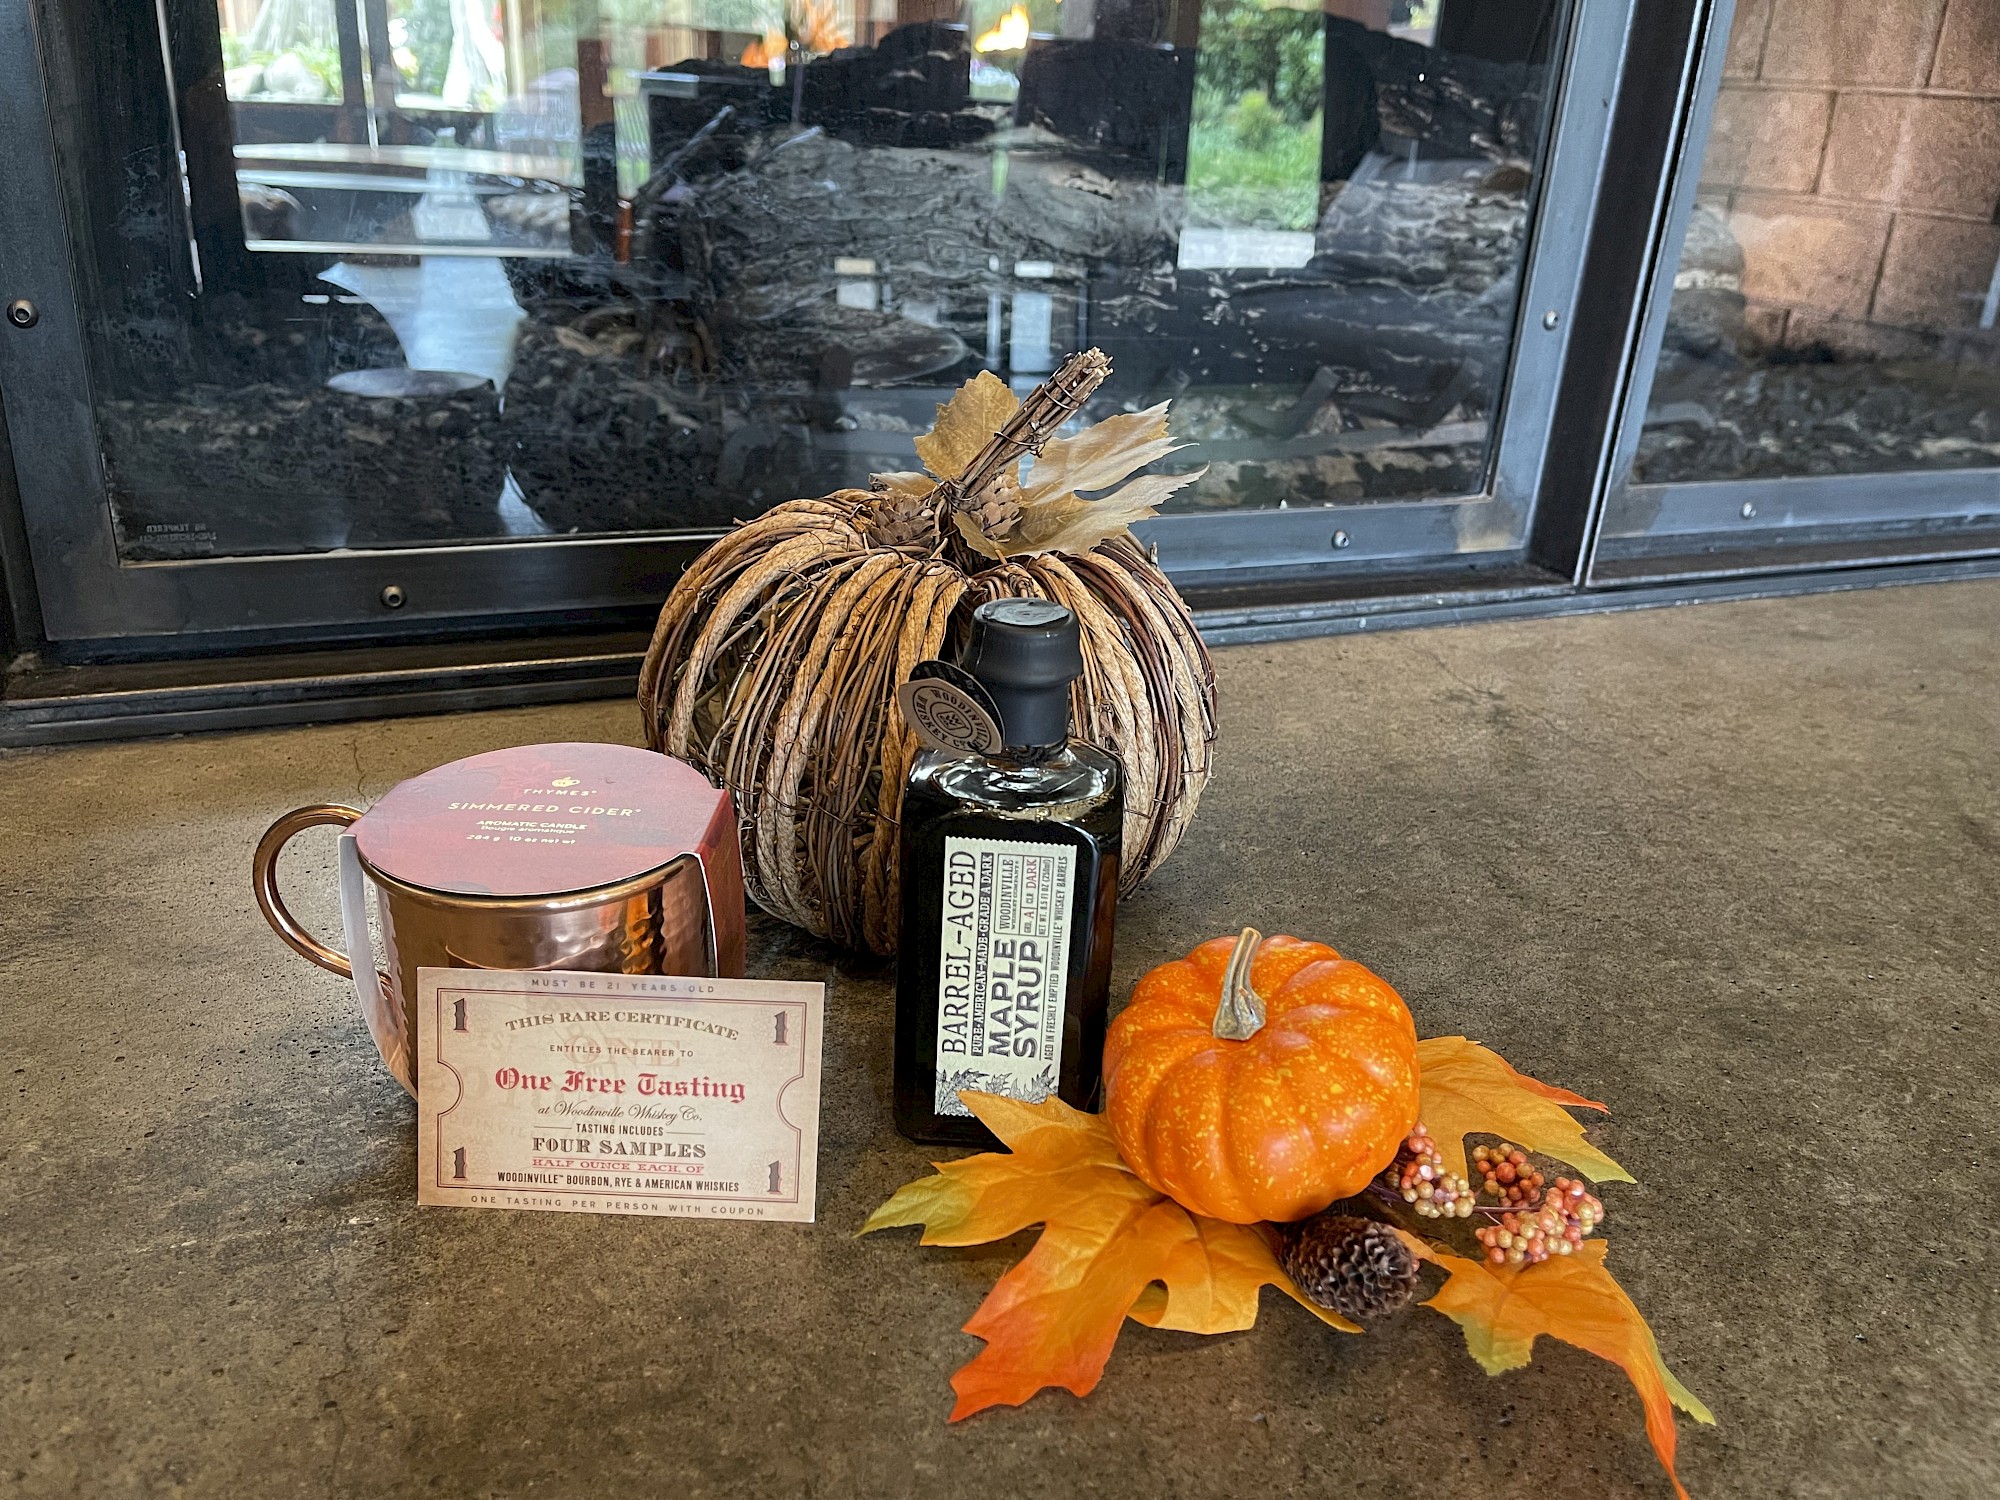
xmin=253 ymin=742 xmax=745 ymax=1091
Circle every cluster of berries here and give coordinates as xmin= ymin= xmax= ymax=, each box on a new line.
xmin=1471 ymin=1142 xmax=1545 ymax=1207
xmin=1473 ymin=1177 xmax=1605 ymax=1267
xmin=1387 ymin=1123 xmax=1475 ymax=1219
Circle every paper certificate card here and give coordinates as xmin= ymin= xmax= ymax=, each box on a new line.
xmin=415 ymin=967 xmax=824 ymax=1222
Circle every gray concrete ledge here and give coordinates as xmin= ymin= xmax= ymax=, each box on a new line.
xmin=4 ymin=579 xmax=1998 ymax=1498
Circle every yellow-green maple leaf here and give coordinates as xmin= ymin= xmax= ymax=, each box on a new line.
xmin=1418 ymin=1035 xmax=1633 ymax=1184
xmin=1401 ymin=1234 xmax=1713 ymax=1500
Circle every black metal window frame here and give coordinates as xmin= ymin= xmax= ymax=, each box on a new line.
xmin=7 ymin=0 xmax=1993 ymax=745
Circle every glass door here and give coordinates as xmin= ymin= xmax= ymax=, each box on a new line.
xmin=1 ymin=0 xmax=1631 ymax=653
xmin=1592 ymin=0 xmax=2000 ymax=582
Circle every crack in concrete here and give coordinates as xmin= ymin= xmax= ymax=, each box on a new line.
xmin=1387 ymin=632 xmax=1685 ymax=805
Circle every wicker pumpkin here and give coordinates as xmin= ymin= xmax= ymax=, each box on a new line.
xmin=638 ymin=350 xmax=1216 ymax=955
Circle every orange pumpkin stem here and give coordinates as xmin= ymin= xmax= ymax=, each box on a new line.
xmin=1212 ymin=927 xmax=1268 ymax=1041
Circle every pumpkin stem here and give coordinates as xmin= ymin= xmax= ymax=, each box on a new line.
xmin=1213 ymin=927 xmax=1267 ymax=1041
xmin=932 ymin=349 xmax=1112 ymax=520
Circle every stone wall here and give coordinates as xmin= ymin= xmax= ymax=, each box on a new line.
xmin=1698 ymin=0 xmax=2000 ymax=357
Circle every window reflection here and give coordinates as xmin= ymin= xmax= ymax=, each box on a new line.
xmin=1636 ymin=0 xmax=2000 ymax=485
xmin=92 ymin=0 xmax=1564 ymax=558
xmin=222 ymin=0 xmax=346 ymax=103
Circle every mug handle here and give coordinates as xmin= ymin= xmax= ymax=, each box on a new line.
xmin=253 ymin=805 xmax=363 ymax=977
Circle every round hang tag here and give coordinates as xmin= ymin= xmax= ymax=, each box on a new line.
xmin=897 ymin=660 xmax=1004 ymax=755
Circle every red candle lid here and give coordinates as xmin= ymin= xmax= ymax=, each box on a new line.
xmin=353 ymin=743 xmax=730 ymax=898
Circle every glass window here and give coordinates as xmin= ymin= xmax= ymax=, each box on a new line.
xmin=1635 ymin=0 xmax=2000 ymax=485
xmin=65 ymin=0 xmax=1567 ymax=561
xmin=221 ymin=0 xmax=347 ymax=104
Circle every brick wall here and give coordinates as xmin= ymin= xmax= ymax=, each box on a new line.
xmin=1701 ymin=0 xmax=2000 ymax=357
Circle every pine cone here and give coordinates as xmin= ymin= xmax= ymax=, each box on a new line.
xmin=959 ymin=473 xmax=1023 ymax=543
xmin=867 ymin=488 xmax=938 ymax=550
xmin=1279 ymin=1213 xmax=1420 ymax=1322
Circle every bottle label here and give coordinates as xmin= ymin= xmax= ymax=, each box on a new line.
xmin=932 ymin=835 xmax=1075 ymax=1118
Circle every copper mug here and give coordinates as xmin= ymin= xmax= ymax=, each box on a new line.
xmin=253 ymin=743 xmax=745 ymax=1092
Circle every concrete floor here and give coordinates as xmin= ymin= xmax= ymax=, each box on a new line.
xmin=4 ymin=580 xmax=1998 ymax=1499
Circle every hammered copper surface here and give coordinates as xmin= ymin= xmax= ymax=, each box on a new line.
xmin=367 ymin=855 xmax=712 ymax=1053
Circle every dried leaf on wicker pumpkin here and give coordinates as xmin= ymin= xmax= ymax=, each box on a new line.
xmin=1399 ymin=1234 xmax=1713 ymax=1500
xmin=914 ymin=370 xmax=1020 ymax=480
xmin=954 ymin=400 xmax=1206 ymax=559
xmin=1023 ymin=402 xmax=1185 ymax=499
xmin=861 ymin=1093 xmax=1358 ymax=1421
xmin=963 ymin=468 xmax=1207 ymax=559
xmin=1417 ymin=1035 xmax=1634 ymax=1185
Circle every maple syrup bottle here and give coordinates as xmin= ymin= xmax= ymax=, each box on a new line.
xmin=893 ymin=599 xmax=1123 ymax=1147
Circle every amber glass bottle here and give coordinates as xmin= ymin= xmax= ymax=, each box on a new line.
xmin=892 ymin=600 xmax=1122 ymax=1147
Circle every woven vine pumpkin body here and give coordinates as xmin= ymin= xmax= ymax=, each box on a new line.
xmin=1103 ymin=929 xmax=1420 ymax=1224
xmin=638 ymin=352 xmax=1216 ymax=955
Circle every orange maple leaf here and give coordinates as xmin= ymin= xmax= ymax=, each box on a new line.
xmin=1417 ymin=1035 xmax=1633 ymax=1184
xmin=1401 ymin=1233 xmax=1714 ymax=1499
xmin=860 ymin=1092 xmax=1359 ymax=1419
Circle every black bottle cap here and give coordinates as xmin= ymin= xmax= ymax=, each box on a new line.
xmin=959 ymin=598 xmax=1083 ymax=751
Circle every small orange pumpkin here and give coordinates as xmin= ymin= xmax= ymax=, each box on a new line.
xmin=1103 ymin=928 xmax=1420 ymax=1224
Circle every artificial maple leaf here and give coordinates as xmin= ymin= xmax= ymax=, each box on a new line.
xmin=861 ymin=1093 xmax=1357 ymax=1420
xmin=1128 ymin=1217 xmax=1360 ymax=1336
xmin=914 ymin=370 xmax=1019 ymax=481
xmin=1402 ymin=1235 xmax=1713 ymax=1500
xmin=951 ymin=1192 xmax=1191 ymax=1417
xmin=1417 ymin=1035 xmax=1633 ymax=1184
xmin=861 ymin=1092 xmax=1141 ymax=1249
